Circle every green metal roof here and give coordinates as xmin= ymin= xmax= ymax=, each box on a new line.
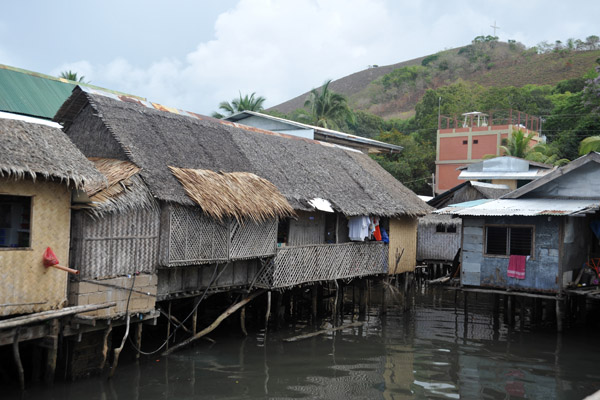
xmin=0 ymin=64 xmax=145 ymax=120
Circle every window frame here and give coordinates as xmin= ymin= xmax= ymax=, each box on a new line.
xmin=484 ymin=224 xmax=535 ymax=259
xmin=0 ymin=194 xmax=33 ymax=250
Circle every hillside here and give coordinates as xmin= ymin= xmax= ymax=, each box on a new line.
xmin=271 ymin=41 xmax=600 ymax=120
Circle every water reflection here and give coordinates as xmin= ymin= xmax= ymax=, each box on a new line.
xmin=9 ymin=286 xmax=600 ymax=399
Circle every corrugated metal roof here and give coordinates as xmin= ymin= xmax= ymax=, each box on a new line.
xmin=436 ymin=198 xmax=600 ymax=216
xmin=458 ymin=170 xmax=548 ymax=180
xmin=0 ymin=64 xmax=145 ymax=120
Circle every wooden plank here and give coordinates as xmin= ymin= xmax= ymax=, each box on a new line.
xmin=445 ymin=286 xmax=560 ymax=300
xmin=0 ymin=303 xmax=116 ymax=330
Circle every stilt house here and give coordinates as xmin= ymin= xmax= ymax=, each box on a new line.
xmin=0 ymin=113 xmax=102 ymax=317
xmin=55 ymin=87 xmax=430 ymax=300
xmin=437 ymin=152 xmax=600 ymax=293
xmin=417 ymin=181 xmax=510 ymax=264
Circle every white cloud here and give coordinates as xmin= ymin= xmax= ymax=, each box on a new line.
xmin=46 ymin=0 xmax=600 ymax=116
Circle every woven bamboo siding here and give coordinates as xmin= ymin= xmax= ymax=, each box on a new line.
xmin=388 ymin=217 xmax=418 ymax=274
xmin=70 ymin=209 xmax=160 ymax=279
xmin=229 ymin=219 xmax=277 ymax=260
xmin=265 ymin=242 xmax=388 ymax=288
xmin=417 ymin=224 xmax=461 ymax=262
xmin=0 ymin=179 xmax=70 ymax=316
xmin=165 ymin=204 xmax=277 ymax=267
xmin=288 ymin=211 xmax=325 ymax=246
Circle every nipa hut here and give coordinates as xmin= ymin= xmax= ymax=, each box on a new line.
xmin=417 ymin=181 xmax=511 ymax=264
xmin=55 ymin=87 xmax=431 ymax=299
xmin=0 ymin=113 xmax=102 ymax=317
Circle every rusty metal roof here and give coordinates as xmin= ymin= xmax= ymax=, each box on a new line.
xmin=435 ymin=199 xmax=600 ymax=217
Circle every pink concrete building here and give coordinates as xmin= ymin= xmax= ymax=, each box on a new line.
xmin=435 ymin=110 xmax=542 ymax=193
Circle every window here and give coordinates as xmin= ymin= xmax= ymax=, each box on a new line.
xmin=473 ymin=139 xmax=479 ymax=144
xmin=462 ymin=140 xmax=468 ymax=145
xmin=436 ymin=224 xmax=457 ymax=233
xmin=485 ymin=225 xmax=533 ymax=256
xmin=0 ymin=195 xmax=32 ymax=248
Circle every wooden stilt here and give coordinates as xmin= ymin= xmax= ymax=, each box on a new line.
xmin=44 ymin=319 xmax=59 ymax=385
xmin=276 ymin=291 xmax=284 ymax=327
xmin=109 ymin=314 xmax=131 ymax=378
xmin=166 ymin=301 xmax=172 ymax=352
xmin=135 ymin=323 xmax=143 ymax=360
xmin=311 ymin=285 xmax=318 ymax=324
xmin=507 ymin=295 xmax=514 ymax=326
xmin=13 ymin=329 xmax=25 ymax=390
xmin=100 ymin=324 xmax=112 ymax=370
xmin=333 ymin=280 xmax=340 ymax=326
xmin=519 ymin=299 xmax=526 ymax=330
xmin=359 ymin=280 xmax=367 ymax=317
xmin=265 ymin=291 xmax=271 ymax=335
xmin=240 ymin=306 xmax=248 ymax=336
xmin=192 ymin=297 xmax=199 ymax=335
xmin=556 ymin=299 xmax=563 ymax=332
xmin=381 ymin=278 xmax=387 ymax=315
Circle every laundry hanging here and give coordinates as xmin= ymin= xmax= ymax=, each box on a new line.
xmin=507 ymin=255 xmax=526 ymax=279
xmin=348 ymin=216 xmax=370 ymax=241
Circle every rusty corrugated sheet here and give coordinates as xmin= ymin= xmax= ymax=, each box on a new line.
xmin=436 ymin=198 xmax=600 ymax=216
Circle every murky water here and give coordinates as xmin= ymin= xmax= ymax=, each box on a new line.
xmin=9 ymin=287 xmax=600 ymax=399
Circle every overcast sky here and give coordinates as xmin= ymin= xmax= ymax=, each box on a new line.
xmin=2 ymin=0 xmax=598 ymax=115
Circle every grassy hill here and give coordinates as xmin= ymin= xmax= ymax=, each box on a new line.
xmin=271 ymin=41 xmax=600 ymax=120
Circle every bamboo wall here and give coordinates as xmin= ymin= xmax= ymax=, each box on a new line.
xmin=288 ymin=211 xmax=325 ymax=246
xmin=417 ymin=223 xmax=461 ymax=262
xmin=388 ymin=216 xmax=418 ymax=274
xmin=0 ymin=179 xmax=71 ymax=316
xmin=70 ymin=209 xmax=160 ymax=278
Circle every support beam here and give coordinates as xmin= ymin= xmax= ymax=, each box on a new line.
xmin=44 ymin=319 xmax=59 ymax=385
xmin=13 ymin=329 xmax=25 ymax=390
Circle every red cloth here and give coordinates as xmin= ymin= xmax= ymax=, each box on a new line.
xmin=373 ymin=225 xmax=382 ymax=241
xmin=507 ymin=255 xmax=526 ymax=279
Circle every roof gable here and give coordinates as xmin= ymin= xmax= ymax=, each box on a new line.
xmin=503 ymin=152 xmax=600 ymax=199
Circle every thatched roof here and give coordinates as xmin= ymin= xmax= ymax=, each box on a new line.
xmin=0 ymin=116 xmax=102 ymax=188
xmin=169 ymin=167 xmax=295 ymax=222
xmin=418 ymin=213 xmax=462 ymax=227
xmin=56 ymin=88 xmax=431 ymax=217
xmin=77 ymin=158 xmax=158 ymax=217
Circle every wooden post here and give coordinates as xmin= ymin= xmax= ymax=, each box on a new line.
xmin=332 ymin=280 xmax=340 ymax=326
xmin=358 ymin=280 xmax=367 ymax=317
xmin=311 ymin=284 xmax=318 ymax=324
xmin=381 ymin=279 xmax=387 ymax=315
xmin=240 ymin=306 xmax=248 ymax=336
xmin=192 ymin=297 xmax=200 ymax=335
xmin=13 ymin=329 xmax=25 ymax=390
xmin=265 ymin=291 xmax=271 ymax=335
xmin=135 ymin=323 xmax=143 ymax=360
xmin=100 ymin=324 xmax=112 ymax=370
xmin=519 ymin=299 xmax=526 ymax=330
xmin=556 ymin=299 xmax=563 ymax=333
xmin=276 ymin=291 xmax=284 ymax=327
xmin=507 ymin=295 xmax=514 ymax=326
xmin=166 ymin=301 xmax=172 ymax=352
xmin=44 ymin=319 xmax=59 ymax=385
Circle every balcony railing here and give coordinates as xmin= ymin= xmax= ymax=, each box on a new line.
xmin=254 ymin=241 xmax=388 ymax=289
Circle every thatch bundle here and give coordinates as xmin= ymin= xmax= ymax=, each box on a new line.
xmin=56 ymin=88 xmax=431 ymax=218
xmin=80 ymin=158 xmax=157 ymax=216
xmin=169 ymin=166 xmax=295 ymax=223
xmin=0 ymin=118 xmax=102 ymax=188
xmin=418 ymin=213 xmax=461 ymax=227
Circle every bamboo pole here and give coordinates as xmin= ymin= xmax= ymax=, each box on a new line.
xmin=100 ymin=325 xmax=112 ymax=370
xmin=13 ymin=329 xmax=24 ymax=390
xmin=283 ymin=322 xmax=363 ymax=342
xmin=109 ymin=314 xmax=130 ymax=378
xmin=163 ymin=290 xmax=265 ymax=356
xmin=44 ymin=319 xmax=59 ymax=385
xmin=135 ymin=323 xmax=143 ymax=360
xmin=265 ymin=291 xmax=271 ymax=336
xmin=0 ymin=303 xmax=116 ymax=330
xmin=240 ymin=307 xmax=248 ymax=336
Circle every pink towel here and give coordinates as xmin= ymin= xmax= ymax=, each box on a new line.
xmin=507 ymin=255 xmax=526 ymax=279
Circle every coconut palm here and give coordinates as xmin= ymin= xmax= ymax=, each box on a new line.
xmin=59 ymin=70 xmax=88 ymax=83
xmin=300 ymin=80 xmax=355 ymax=129
xmin=212 ymin=92 xmax=266 ymax=119
xmin=525 ymin=143 xmax=570 ymax=166
xmin=579 ymin=136 xmax=600 ymax=155
xmin=499 ymin=130 xmax=536 ymax=158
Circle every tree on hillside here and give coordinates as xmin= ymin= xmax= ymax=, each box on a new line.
xmin=300 ymin=80 xmax=355 ymax=129
xmin=59 ymin=70 xmax=88 ymax=83
xmin=212 ymin=92 xmax=266 ymax=119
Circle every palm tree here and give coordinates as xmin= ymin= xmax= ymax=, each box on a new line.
xmin=499 ymin=130 xmax=536 ymax=158
xmin=525 ymin=143 xmax=570 ymax=166
xmin=59 ymin=70 xmax=88 ymax=83
xmin=212 ymin=92 xmax=266 ymax=119
xmin=579 ymin=136 xmax=600 ymax=155
xmin=301 ymin=80 xmax=355 ymax=129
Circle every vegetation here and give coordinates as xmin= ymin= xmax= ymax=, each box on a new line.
xmin=212 ymin=92 xmax=266 ymax=119
xmin=267 ymin=35 xmax=600 ymax=195
xmin=300 ymin=80 xmax=355 ymax=129
xmin=59 ymin=70 xmax=88 ymax=83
